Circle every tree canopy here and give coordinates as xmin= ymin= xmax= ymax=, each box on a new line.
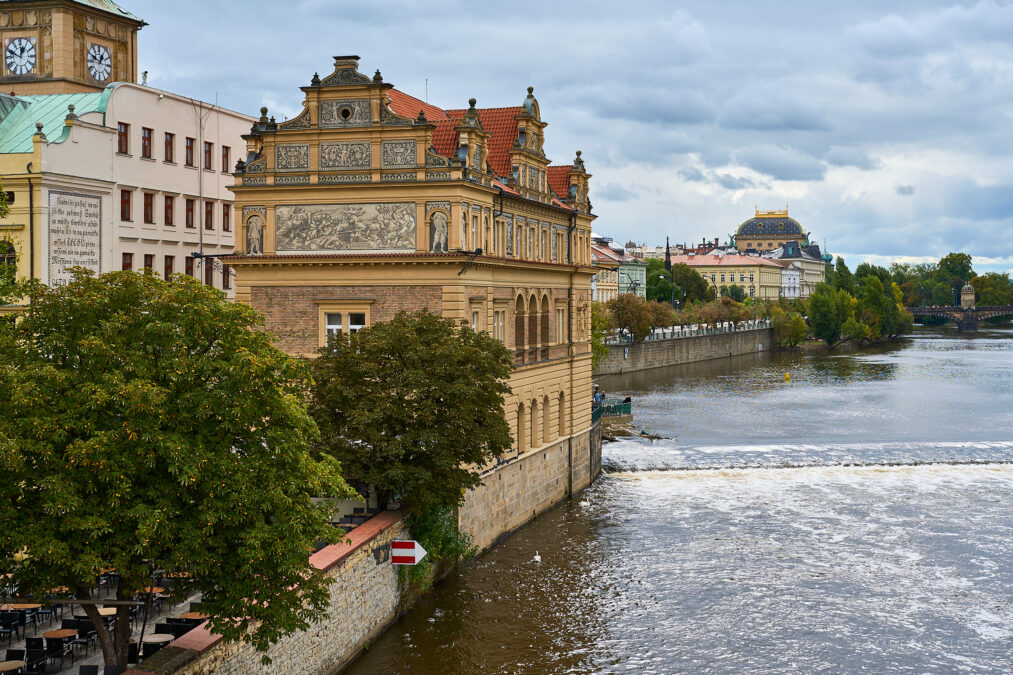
xmin=309 ymin=309 xmax=513 ymax=512
xmin=668 ymin=263 xmax=714 ymax=303
xmin=0 ymin=270 xmax=354 ymax=666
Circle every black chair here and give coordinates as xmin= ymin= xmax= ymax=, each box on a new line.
xmin=78 ymin=666 xmax=100 ymax=675
xmin=26 ymin=637 xmax=44 ymax=651
xmin=153 ymin=622 xmax=173 ymax=636
xmin=2 ymin=611 xmax=23 ymax=640
xmin=5 ymin=648 xmax=25 ymax=661
xmin=104 ymin=667 xmax=125 ymax=675
xmin=24 ymin=648 xmax=47 ymax=674
xmin=35 ymin=604 xmax=54 ymax=628
xmin=140 ymin=641 xmax=164 ymax=659
xmin=45 ymin=635 xmax=73 ymax=669
xmin=60 ymin=618 xmax=77 ymax=631
xmin=0 ymin=612 xmax=13 ymax=646
xmin=127 ymin=641 xmax=138 ymax=664
xmin=72 ymin=615 xmax=97 ymax=651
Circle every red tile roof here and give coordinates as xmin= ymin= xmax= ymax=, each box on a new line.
xmin=386 ymin=88 xmax=448 ymax=121
xmin=444 ymin=106 xmax=524 ymax=176
xmin=547 ymin=165 xmax=571 ymax=199
xmin=592 ymin=244 xmax=623 ymax=264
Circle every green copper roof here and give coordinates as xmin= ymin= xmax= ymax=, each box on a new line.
xmin=0 ymin=90 xmax=106 ymax=154
xmin=0 ymin=0 xmax=143 ymax=23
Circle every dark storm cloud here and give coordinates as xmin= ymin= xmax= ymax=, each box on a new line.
xmin=134 ymin=0 xmax=1013 ymax=265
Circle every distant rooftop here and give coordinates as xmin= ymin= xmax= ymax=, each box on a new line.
xmin=0 ymin=89 xmax=106 ymax=154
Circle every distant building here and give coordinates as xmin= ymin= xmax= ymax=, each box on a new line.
xmin=733 ymin=208 xmax=808 ymax=252
xmin=778 ymin=261 xmax=802 ymax=299
xmin=618 ymin=253 xmax=646 ymax=298
xmin=670 ymin=251 xmax=783 ymax=300
xmin=763 ymin=240 xmax=827 ymax=298
xmin=591 ymin=242 xmax=621 ymax=301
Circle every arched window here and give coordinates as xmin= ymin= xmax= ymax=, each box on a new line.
xmin=540 ymin=294 xmax=550 ymax=349
xmin=0 ymin=241 xmax=15 ymax=285
xmin=530 ymin=398 xmax=539 ymax=450
xmin=558 ymin=391 xmax=566 ymax=437
xmin=516 ymin=402 xmax=527 ymax=453
xmin=543 ymin=395 xmax=551 ymax=444
xmin=527 ymin=295 xmax=539 ymax=354
xmin=514 ymin=296 xmax=526 ymax=351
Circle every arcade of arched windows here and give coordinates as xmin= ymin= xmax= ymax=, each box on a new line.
xmin=512 ymin=389 xmax=569 ymax=456
xmin=512 ymin=290 xmax=569 ymax=365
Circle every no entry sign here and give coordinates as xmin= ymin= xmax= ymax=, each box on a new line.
xmin=391 ymin=540 xmax=428 ymax=565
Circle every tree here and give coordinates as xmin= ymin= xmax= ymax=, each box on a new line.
xmin=726 ymin=283 xmax=746 ymax=302
xmin=854 ymin=262 xmax=891 ymax=286
xmin=607 ymin=294 xmax=652 ymax=341
xmin=668 ymin=263 xmax=713 ymax=302
xmin=808 ymin=282 xmax=856 ymax=347
xmin=647 ymin=300 xmax=674 ymax=330
xmin=0 ymin=270 xmax=355 ymax=667
xmin=787 ymin=313 xmax=808 ymax=346
xmin=937 ymin=252 xmax=974 ymax=293
xmin=771 ymin=307 xmax=807 ymax=346
xmin=645 ymin=258 xmax=681 ymax=305
xmin=591 ymin=301 xmax=610 ymax=367
xmin=832 ymin=257 xmax=855 ymax=296
xmin=842 ymin=316 xmax=868 ymax=344
xmin=970 ymin=272 xmax=1013 ymax=306
xmin=309 ymin=309 xmax=512 ymax=512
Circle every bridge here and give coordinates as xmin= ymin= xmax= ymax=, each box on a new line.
xmin=909 ymin=305 xmax=1013 ymax=332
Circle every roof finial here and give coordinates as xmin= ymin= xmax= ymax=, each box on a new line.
xmin=65 ymin=104 xmax=77 ymax=121
xmin=373 ymin=69 xmax=383 ymax=83
xmin=311 ymin=72 xmax=321 ymax=86
xmin=468 ymin=97 xmax=477 ymax=109
xmin=35 ymin=121 xmax=43 ymax=132
xmin=259 ymin=106 xmax=269 ymax=123
xmin=527 ymin=86 xmax=534 ymax=95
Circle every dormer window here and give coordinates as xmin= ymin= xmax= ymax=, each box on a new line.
xmin=518 ymin=130 xmax=526 ymax=146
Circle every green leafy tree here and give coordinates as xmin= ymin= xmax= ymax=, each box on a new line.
xmin=771 ymin=307 xmax=808 ymax=347
xmin=309 ymin=309 xmax=512 ymax=512
xmin=669 ymin=263 xmax=713 ymax=302
xmin=607 ymin=294 xmax=652 ymax=341
xmin=936 ymin=252 xmax=974 ymax=293
xmin=647 ymin=300 xmax=674 ymax=330
xmin=843 ymin=316 xmax=868 ymax=344
xmin=808 ymin=282 xmax=856 ymax=347
xmin=0 ymin=270 xmax=355 ymax=667
xmin=591 ymin=301 xmax=610 ymax=367
xmin=645 ymin=258 xmax=682 ymax=305
xmin=854 ymin=262 xmax=892 ymax=286
xmin=726 ymin=283 xmax=747 ymax=302
xmin=787 ymin=313 xmax=808 ymax=346
xmin=970 ymin=272 xmax=1013 ymax=306
xmin=832 ymin=257 xmax=855 ymax=296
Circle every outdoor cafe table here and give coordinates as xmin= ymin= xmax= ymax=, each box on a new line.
xmin=0 ymin=660 xmax=25 ymax=673
xmin=179 ymin=612 xmax=207 ymax=621
xmin=0 ymin=603 xmax=41 ymax=610
xmin=142 ymin=586 xmax=164 ymax=595
xmin=142 ymin=633 xmax=173 ymax=644
xmin=42 ymin=628 xmax=76 ymax=640
xmin=97 ymin=607 xmax=117 ymax=617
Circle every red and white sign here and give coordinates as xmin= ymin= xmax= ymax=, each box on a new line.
xmin=391 ymin=540 xmax=428 ymax=565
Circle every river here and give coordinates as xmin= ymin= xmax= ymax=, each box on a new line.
xmin=346 ymin=327 xmax=1013 ymax=674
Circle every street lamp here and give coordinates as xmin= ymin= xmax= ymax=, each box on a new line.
xmin=619 ymin=271 xmax=641 ymax=296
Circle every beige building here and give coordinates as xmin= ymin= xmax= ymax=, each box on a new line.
xmin=0 ymin=0 xmax=143 ymax=96
xmin=591 ymin=242 xmax=620 ymax=302
xmin=670 ymin=252 xmax=783 ymax=300
xmin=228 ymin=56 xmax=597 ymax=474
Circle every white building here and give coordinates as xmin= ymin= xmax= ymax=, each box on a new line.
xmin=0 ymin=82 xmax=252 ymax=296
xmin=779 ymin=261 xmax=801 ymax=299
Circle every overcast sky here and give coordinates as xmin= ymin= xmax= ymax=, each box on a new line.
xmin=135 ymin=0 xmax=1013 ymax=274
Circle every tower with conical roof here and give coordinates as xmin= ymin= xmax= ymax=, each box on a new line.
xmin=664 ymin=236 xmax=671 ymax=271
xmin=0 ymin=0 xmax=145 ymax=95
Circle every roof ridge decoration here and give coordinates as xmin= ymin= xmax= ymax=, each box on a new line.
xmin=320 ymin=55 xmax=372 ymax=87
xmin=459 ymin=98 xmax=484 ymax=130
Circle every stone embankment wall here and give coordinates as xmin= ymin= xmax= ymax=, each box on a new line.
xmin=133 ymin=422 xmax=602 ymax=675
xmin=593 ymin=328 xmax=774 ymax=376
xmin=459 ymin=421 xmax=601 ymax=552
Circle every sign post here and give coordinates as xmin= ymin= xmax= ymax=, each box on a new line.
xmin=390 ymin=540 xmax=428 ymax=565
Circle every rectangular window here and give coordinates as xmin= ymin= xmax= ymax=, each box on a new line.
xmin=121 ymin=252 xmax=133 ymax=270
xmin=143 ymin=254 xmax=154 ymax=271
xmin=740 ymin=274 xmax=746 ymax=282
xmin=117 ymin=122 xmax=129 ymax=154
xmin=143 ymin=193 xmax=154 ymax=224
xmin=204 ymin=264 xmax=214 ymax=286
xmin=557 ymin=308 xmax=566 ymax=343
xmin=750 ymin=274 xmax=754 ymax=282
xmin=222 ymin=145 xmax=231 ymax=173
xmin=164 ymin=255 xmax=174 ymax=280
xmin=720 ymin=274 xmax=725 ymax=283
xmin=222 ymin=203 xmax=230 ymax=232
xmin=164 ymin=195 xmax=174 ymax=225
xmin=185 ymin=137 xmax=195 ymax=167
xmin=349 ymin=312 xmax=366 ymax=333
xmin=185 ymin=256 xmax=194 ymax=277
xmin=472 ymin=311 xmax=479 ymax=331
xmin=204 ymin=201 xmax=213 ymax=230
xmin=120 ymin=190 xmax=131 ymax=221
xmin=325 ymin=313 xmax=342 ymax=340
xmin=493 ymin=310 xmax=506 ymax=342
xmin=203 ymin=141 xmax=213 ymax=170
xmin=164 ymin=132 xmax=175 ymax=163
xmin=185 ymin=199 xmax=195 ymax=228
xmin=222 ymin=265 xmax=231 ymax=290
xmin=141 ymin=127 xmax=152 ymax=159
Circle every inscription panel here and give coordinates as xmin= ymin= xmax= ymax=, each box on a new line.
xmin=48 ymin=190 xmax=101 ymax=285
xmin=275 ymin=203 xmax=416 ymax=252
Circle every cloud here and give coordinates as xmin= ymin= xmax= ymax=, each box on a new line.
xmin=895 ymin=185 xmax=916 ymax=196
xmin=824 ymin=146 xmax=879 ymax=170
xmin=714 ymin=173 xmax=756 ymax=190
xmin=678 ymin=167 xmax=706 ymax=182
xmin=718 ymin=90 xmax=830 ymax=132
xmin=734 ymin=145 xmax=826 ymax=182
xmin=595 ymin=182 xmax=639 ymax=202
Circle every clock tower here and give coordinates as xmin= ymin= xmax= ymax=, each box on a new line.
xmin=0 ymin=0 xmax=144 ymax=95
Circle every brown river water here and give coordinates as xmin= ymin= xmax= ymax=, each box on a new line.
xmin=346 ymin=327 xmax=1013 ymax=674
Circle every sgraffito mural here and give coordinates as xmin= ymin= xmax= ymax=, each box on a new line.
xmin=275 ymin=203 xmax=416 ymax=251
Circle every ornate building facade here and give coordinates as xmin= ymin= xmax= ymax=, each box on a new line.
xmin=733 ymin=208 xmax=808 ymax=252
xmin=227 ymin=57 xmax=598 ymax=539
xmin=0 ymin=0 xmax=143 ymax=95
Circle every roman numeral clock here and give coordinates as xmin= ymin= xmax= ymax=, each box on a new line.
xmin=5 ymin=37 xmax=36 ymax=76
xmin=86 ymin=43 xmax=112 ymax=82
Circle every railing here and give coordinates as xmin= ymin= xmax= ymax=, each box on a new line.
xmin=591 ymin=397 xmax=632 ymax=423
xmin=605 ymin=318 xmax=771 ymax=346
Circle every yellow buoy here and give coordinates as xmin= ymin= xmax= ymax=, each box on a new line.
xmin=784 ymin=373 xmax=790 ymax=382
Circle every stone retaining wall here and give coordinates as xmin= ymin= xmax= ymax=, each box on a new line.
xmin=593 ymin=328 xmax=773 ymax=376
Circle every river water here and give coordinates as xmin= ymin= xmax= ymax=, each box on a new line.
xmin=346 ymin=328 xmax=1013 ymax=674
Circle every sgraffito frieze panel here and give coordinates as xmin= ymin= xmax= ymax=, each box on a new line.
xmin=275 ymin=203 xmax=416 ymax=252
xmin=320 ymin=142 xmax=371 ymax=170
xmin=426 ymin=171 xmax=450 ymax=181
xmin=243 ymin=176 xmax=266 ymax=185
xmin=425 ymin=201 xmax=451 ymax=216
xmin=319 ymin=173 xmax=371 ymax=184
xmin=275 ymin=175 xmax=310 ymax=185
xmin=319 ymin=100 xmax=372 ymax=127
xmin=242 ymin=205 xmax=267 ymax=218
xmin=380 ymin=172 xmax=415 ymax=182
xmin=426 ymin=150 xmax=449 ymax=167
xmin=280 ymin=107 xmax=312 ymax=130
xmin=276 ymin=144 xmax=310 ymax=171
xmin=381 ymin=140 xmax=417 ymax=168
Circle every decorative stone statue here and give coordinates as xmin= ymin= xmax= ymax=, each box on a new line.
xmin=246 ymin=215 xmax=264 ymax=255
xmin=430 ymin=212 xmax=448 ymax=253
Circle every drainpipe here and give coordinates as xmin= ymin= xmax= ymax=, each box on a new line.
xmin=26 ymin=161 xmax=34 ymax=284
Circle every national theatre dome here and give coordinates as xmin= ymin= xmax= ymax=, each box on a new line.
xmin=733 ymin=208 xmax=808 ymax=252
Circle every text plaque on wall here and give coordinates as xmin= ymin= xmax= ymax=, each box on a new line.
xmin=48 ymin=191 xmax=102 ymax=286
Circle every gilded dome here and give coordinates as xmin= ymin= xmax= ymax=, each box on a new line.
xmin=736 ymin=210 xmax=806 ymax=238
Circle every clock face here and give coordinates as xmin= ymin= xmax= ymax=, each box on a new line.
xmin=5 ymin=37 xmax=36 ymax=76
xmin=86 ymin=44 xmax=111 ymax=82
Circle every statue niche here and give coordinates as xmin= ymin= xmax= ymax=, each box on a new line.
xmin=245 ymin=215 xmax=264 ymax=255
xmin=429 ymin=211 xmax=448 ymax=253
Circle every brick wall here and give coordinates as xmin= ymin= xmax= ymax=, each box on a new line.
xmin=250 ymin=285 xmax=443 ymax=355
xmin=593 ymin=327 xmax=774 ymax=376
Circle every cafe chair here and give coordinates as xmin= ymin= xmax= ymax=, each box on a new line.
xmin=44 ymin=635 xmax=73 ymax=669
xmin=78 ymin=666 xmax=100 ymax=675
xmin=23 ymin=648 xmax=48 ymax=674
